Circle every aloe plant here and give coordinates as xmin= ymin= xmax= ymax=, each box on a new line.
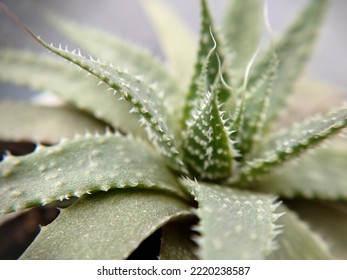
xmin=0 ymin=0 xmax=346 ymax=260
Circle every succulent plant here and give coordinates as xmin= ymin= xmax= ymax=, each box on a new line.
xmin=0 ymin=0 xmax=346 ymax=260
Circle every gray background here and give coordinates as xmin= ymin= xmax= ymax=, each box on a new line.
xmin=1 ymin=0 xmax=347 ymax=100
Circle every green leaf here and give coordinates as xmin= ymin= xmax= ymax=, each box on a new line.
xmin=45 ymin=13 xmax=182 ymax=124
xmin=0 ymin=102 xmax=106 ymax=143
xmin=288 ymin=200 xmax=347 ymax=259
xmin=20 ymin=189 xmax=190 ymax=259
xmin=182 ymin=0 xmax=230 ymax=126
xmin=182 ymin=179 xmax=281 ymax=259
xmin=142 ymin=0 xmax=196 ymax=91
xmin=258 ymin=137 xmax=347 ymax=200
xmin=222 ymin=0 xmax=263 ymax=72
xmin=182 ymin=90 xmax=237 ymax=180
xmin=250 ymin=0 xmax=328 ymax=126
xmin=160 ymin=219 xmax=198 ymax=260
xmin=239 ymin=105 xmax=347 ymax=182
xmin=238 ymin=51 xmax=279 ymax=158
xmin=268 ymin=205 xmax=332 ymax=260
xmin=0 ymin=133 xmax=186 ymax=214
xmin=30 ymin=39 xmax=186 ymax=173
xmin=0 ymin=49 xmax=145 ymax=137
xmin=180 ymin=0 xmax=237 ymax=180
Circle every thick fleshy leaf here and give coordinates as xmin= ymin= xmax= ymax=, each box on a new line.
xmin=0 ymin=102 xmax=106 ymax=143
xmin=0 ymin=49 xmax=144 ymax=137
xmin=239 ymin=105 xmax=347 ymax=182
xmin=28 ymin=37 xmax=186 ymax=173
xmin=257 ymin=137 xmax=347 ymax=200
xmin=45 ymin=13 xmax=182 ymax=122
xmin=182 ymin=0 xmax=230 ymax=126
xmin=0 ymin=206 xmax=59 ymax=259
xmin=160 ymin=219 xmax=198 ymax=260
xmin=222 ymin=0 xmax=263 ymax=72
xmin=288 ymin=200 xmax=347 ymax=259
xmin=268 ymin=205 xmax=332 ymax=260
xmin=249 ymin=0 xmax=328 ymax=126
xmin=238 ymin=52 xmax=279 ymax=158
xmin=0 ymin=133 xmax=185 ymax=214
xmin=20 ymin=189 xmax=190 ymax=259
xmin=182 ymin=179 xmax=281 ymax=259
xmin=182 ymin=90 xmax=237 ymax=180
xmin=142 ymin=0 xmax=196 ymax=91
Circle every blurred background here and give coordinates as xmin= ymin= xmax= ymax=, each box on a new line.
xmin=0 ymin=0 xmax=347 ymax=99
